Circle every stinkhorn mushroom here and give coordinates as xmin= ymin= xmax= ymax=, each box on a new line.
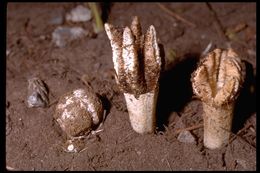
xmin=53 ymin=86 xmax=103 ymax=138
xmin=191 ymin=48 xmax=245 ymax=149
xmin=104 ymin=16 xmax=162 ymax=134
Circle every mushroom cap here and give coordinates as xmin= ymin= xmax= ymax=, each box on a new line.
xmin=54 ymin=88 xmax=103 ymax=137
xmin=191 ymin=48 xmax=245 ymax=107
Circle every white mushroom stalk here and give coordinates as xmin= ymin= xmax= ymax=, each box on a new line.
xmin=105 ymin=16 xmax=162 ymax=134
xmin=191 ymin=48 xmax=245 ymax=149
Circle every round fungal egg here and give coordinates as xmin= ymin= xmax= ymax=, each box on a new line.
xmin=54 ymin=88 xmax=103 ymax=138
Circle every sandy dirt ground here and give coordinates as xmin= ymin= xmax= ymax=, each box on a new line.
xmin=6 ymin=2 xmax=256 ymax=171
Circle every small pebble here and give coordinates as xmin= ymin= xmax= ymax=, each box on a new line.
xmin=27 ymin=77 xmax=49 ymax=108
xmin=66 ymin=5 xmax=92 ymax=23
xmin=177 ymin=130 xmax=196 ymax=144
xmin=67 ymin=144 xmax=75 ymax=152
xmin=52 ymin=26 xmax=88 ymax=48
xmin=6 ymin=50 xmax=10 ymax=57
xmin=64 ymin=139 xmax=87 ymax=153
xmin=173 ymin=115 xmax=196 ymax=144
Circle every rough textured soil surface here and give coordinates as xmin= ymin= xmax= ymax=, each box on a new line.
xmin=6 ymin=3 xmax=256 ymax=171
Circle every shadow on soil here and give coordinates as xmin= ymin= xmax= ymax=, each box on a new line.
xmin=232 ymin=60 xmax=256 ymax=133
xmin=156 ymin=52 xmax=201 ymax=131
xmin=101 ymin=2 xmax=112 ymax=23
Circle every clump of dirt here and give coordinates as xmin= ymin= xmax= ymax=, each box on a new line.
xmin=6 ymin=3 xmax=256 ymax=171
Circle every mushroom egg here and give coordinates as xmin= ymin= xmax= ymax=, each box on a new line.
xmin=54 ymin=88 xmax=103 ymax=138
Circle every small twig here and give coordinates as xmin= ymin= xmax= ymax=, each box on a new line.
xmin=78 ymin=147 xmax=88 ymax=153
xmin=63 ymin=167 xmax=70 ymax=171
xmin=90 ymin=165 xmax=96 ymax=171
xmin=232 ymin=23 xmax=247 ymax=33
xmin=101 ymin=109 xmax=108 ymax=124
xmin=166 ymin=158 xmax=173 ymax=171
xmin=249 ymin=127 xmax=255 ymax=133
xmin=174 ymin=123 xmax=203 ymax=134
xmin=230 ymin=133 xmax=255 ymax=150
xmin=48 ymin=99 xmax=58 ymax=107
xmin=201 ymin=41 xmax=213 ymax=56
xmin=118 ymin=131 xmax=134 ymax=144
xmin=91 ymin=129 xmax=103 ymax=135
xmin=6 ymin=165 xmax=18 ymax=171
xmin=157 ymin=3 xmax=196 ymax=28
xmin=225 ymin=125 xmax=256 ymax=150
xmin=88 ymin=3 xmax=104 ymax=33
xmin=228 ymin=123 xmax=251 ymax=143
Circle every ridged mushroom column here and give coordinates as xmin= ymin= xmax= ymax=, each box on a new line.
xmin=191 ymin=48 xmax=245 ymax=149
xmin=105 ymin=16 xmax=162 ymax=134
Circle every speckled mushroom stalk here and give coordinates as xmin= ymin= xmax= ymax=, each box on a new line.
xmin=191 ymin=48 xmax=245 ymax=149
xmin=104 ymin=16 xmax=162 ymax=134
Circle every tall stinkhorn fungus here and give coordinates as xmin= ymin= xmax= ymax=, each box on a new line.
xmin=104 ymin=16 xmax=162 ymax=134
xmin=191 ymin=48 xmax=245 ymax=149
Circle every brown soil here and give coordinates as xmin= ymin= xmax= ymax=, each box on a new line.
xmin=6 ymin=2 xmax=256 ymax=171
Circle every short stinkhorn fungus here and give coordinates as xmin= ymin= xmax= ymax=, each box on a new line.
xmin=104 ymin=16 xmax=162 ymax=134
xmin=191 ymin=48 xmax=245 ymax=149
xmin=54 ymin=87 xmax=103 ymax=138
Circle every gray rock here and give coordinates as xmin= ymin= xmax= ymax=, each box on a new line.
xmin=50 ymin=15 xmax=64 ymax=25
xmin=52 ymin=26 xmax=88 ymax=48
xmin=27 ymin=77 xmax=49 ymax=108
xmin=174 ymin=115 xmax=196 ymax=144
xmin=177 ymin=130 xmax=196 ymax=144
xmin=66 ymin=5 xmax=92 ymax=23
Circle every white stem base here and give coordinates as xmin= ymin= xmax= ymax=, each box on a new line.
xmin=203 ymin=102 xmax=234 ymax=149
xmin=124 ymin=90 xmax=158 ymax=134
